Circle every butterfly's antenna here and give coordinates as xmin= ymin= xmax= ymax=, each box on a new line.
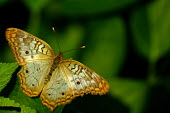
xmin=52 ymin=27 xmax=61 ymax=52
xmin=63 ymin=46 xmax=85 ymax=54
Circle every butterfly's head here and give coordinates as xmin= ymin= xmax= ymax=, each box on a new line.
xmin=55 ymin=52 xmax=64 ymax=61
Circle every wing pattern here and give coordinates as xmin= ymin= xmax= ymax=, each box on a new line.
xmin=41 ymin=60 xmax=109 ymax=111
xmin=6 ymin=28 xmax=55 ymax=65
xmin=18 ymin=60 xmax=53 ymax=97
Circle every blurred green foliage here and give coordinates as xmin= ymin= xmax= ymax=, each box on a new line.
xmin=0 ymin=0 xmax=170 ymax=113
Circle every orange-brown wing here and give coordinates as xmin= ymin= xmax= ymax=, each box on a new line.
xmin=5 ymin=28 xmax=55 ymax=65
xmin=40 ymin=59 xmax=109 ymax=111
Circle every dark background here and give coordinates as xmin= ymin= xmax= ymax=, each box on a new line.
xmin=0 ymin=0 xmax=170 ymax=113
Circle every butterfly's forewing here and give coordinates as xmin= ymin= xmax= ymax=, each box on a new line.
xmin=5 ymin=28 xmax=55 ymax=97
xmin=40 ymin=59 xmax=110 ymax=111
xmin=6 ymin=28 xmax=55 ymax=65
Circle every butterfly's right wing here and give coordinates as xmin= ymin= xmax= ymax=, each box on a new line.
xmin=40 ymin=60 xmax=109 ymax=111
xmin=6 ymin=28 xmax=55 ymax=65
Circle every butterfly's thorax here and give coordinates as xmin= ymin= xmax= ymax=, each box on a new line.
xmin=44 ymin=52 xmax=64 ymax=84
xmin=53 ymin=52 xmax=64 ymax=67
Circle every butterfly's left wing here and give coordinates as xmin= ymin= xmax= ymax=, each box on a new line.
xmin=40 ymin=59 xmax=109 ymax=111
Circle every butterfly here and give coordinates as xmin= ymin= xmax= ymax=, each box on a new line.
xmin=5 ymin=28 xmax=110 ymax=111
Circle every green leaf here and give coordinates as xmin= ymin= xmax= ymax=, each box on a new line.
xmin=109 ymin=78 xmax=148 ymax=113
xmin=0 ymin=0 xmax=7 ymax=6
xmin=47 ymin=0 xmax=140 ymax=17
xmin=23 ymin=0 xmax=52 ymax=12
xmin=0 ymin=97 xmax=36 ymax=113
xmin=0 ymin=97 xmax=20 ymax=107
xmin=0 ymin=62 xmax=18 ymax=91
xmin=131 ymin=0 xmax=170 ymax=62
xmin=81 ymin=17 xmax=126 ymax=78
xmin=56 ymin=24 xmax=85 ymax=58
xmin=8 ymin=79 xmax=64 ymax=113
xmin=23 ymin=0 xmax=52 ymax=32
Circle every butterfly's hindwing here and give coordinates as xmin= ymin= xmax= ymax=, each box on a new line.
xmin=18 ymin=60 xmax=53 ymax=97
xmin=40 ymin=63 xmax=75 ymax=111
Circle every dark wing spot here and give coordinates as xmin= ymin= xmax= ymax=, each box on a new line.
xmin=48 ymin=93 xmax=51 ymax=96
xmin=32 ymin=84 xmax=34 ymax=86
xmin=49 ymin=72 xmax=52 ymax=76
xmin=37 ymin=68 xmax=40 ymax=71
xmin=62 ymin=92 xmax=65 ymax=95
xmin=25 ymin=51 xmax=29 ymax=54
xmin=26 ymin=70 xmax=29 ymax=73
xmin=77 ymin=81 xmax=80 ymax=85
